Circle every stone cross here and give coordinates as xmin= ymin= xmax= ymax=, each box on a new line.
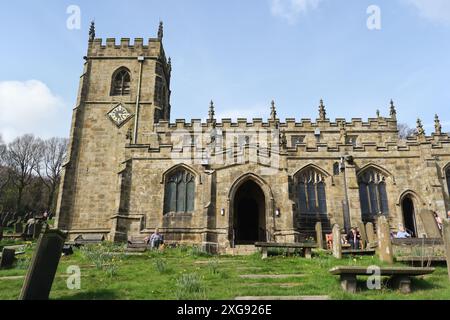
xmin=357 ymin=221 xmax=367 ymax=249
xmin=332 ymin=224 xmax=342 ymax=259
xmin=315 ymin=222 xmax=324 ymax=249
xmin=366 ymin=222 xmax=376 ymax=246
xmin=19 ymin=227 xmax=68 ymax=300
xmin=442 ymin=220 xmax=450 ymax=281
xmin=376 ymin=216 xmax=393 ymax=264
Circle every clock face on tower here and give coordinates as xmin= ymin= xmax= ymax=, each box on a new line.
xmin=107 ymin=104 xmax=133 ymax=127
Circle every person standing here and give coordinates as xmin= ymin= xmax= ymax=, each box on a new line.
xmin=346 ymin=227 xmax=361 ymax=250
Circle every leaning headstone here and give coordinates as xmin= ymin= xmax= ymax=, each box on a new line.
xmin=366 ymin=222 xmax=376 ymax=245
xmin=315 ymin=222 xmax=324 ymax=249
xmin=357 ymin=221 xmax=367 ymax=249
xmin=14 ymin=223 xmax=24 ymax=234
xmin=19 ymin=227 xmax=67 ymax=300
xmin=0 ymin=248 xmax=15 ymax=269
xmin=332 ymin=224 xmax=342 ymax=259
xmin=442 ymin=220 xmax=450 ymax=281
xmin=419 ymin=210 xmax=441 ymax=238
xmin=376 ymin=216 xmax=393 ymax=264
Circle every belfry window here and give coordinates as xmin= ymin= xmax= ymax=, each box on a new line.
xmin=358 ymin=169 xmax=389 ymax=219
xmin=164 ymin=169 xmax=195 ymax=214
xmin=295 ymin=168 xmax=327 ymax=215
xmin=111 ymin=68 xmax=131 ymax=96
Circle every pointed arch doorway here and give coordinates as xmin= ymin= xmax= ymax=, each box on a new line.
xmin=401 ymin=196 xmax=417 ymax=237
xmin=230 ymin=178 xmax=268 ymax=245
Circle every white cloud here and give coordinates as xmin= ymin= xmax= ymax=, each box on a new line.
xmin=0 ymin=80 xmax=67 ymax=142
xmin=402 ymin=0 xmax=450 ymax=26
xmin=270 ymin=0 xmax=322 ymax=24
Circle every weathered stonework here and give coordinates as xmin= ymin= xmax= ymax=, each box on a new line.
xmin=55 ymin=26 xmax=450 ymax=253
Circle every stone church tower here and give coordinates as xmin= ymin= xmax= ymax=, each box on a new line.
xmin=56 ymin=23 xmax=450 ymax=252
xmin=56 ymin=22 xmax=172 ymax=240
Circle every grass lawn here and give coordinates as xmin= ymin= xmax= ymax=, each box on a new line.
xmin=1 ymin=240 xmax=449 ymax=300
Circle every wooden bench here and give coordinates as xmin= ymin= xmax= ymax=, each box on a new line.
xmin=329 ymin=266 xmax=435 ymax=294
xmin=342 ymin=249 xmax=376 ymax=256
xmin=255 ymin=242 xmax=317 ymax=259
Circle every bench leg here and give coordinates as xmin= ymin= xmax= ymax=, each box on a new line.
xmin=304 ymin=248 xmax=312 ymax=259
xmin=340 ymin=275 xmax=357 ymax=293
xmin=261 ymin=247 xmax=268 ymax=259
xmin=392 ymin=276 xmax=412 ymax=294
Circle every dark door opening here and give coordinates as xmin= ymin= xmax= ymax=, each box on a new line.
xmin=233 ymin=180 xmax=266 ymax=245
xmin=402 ymin=196 xmax=417 ymax=237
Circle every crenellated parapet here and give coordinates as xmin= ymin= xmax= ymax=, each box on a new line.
xmin=88 ymin=38 xmax=165 ymax=59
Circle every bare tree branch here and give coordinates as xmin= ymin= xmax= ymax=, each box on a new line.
xmin=5 ymin=134 xmax=42 ymax=215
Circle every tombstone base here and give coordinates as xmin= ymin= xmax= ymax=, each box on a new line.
xmin=304 ymin=248 xmax=312 ymax=259
xmin=261 ymin=247 xmax=268 ymax=259
xmin=392 ymin=276 xmax=412 ymax=294
xmin=340 ymin=274 xmax=357 ymax=293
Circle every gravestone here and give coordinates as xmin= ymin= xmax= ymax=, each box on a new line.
xmin=376 ymin=216 xmax=393 ymax=264
xmin=366 ymin=222 xmax=376 ymax=245
xmin=419 ymin=210 xmax=441 ymax=238
xmin=442 ymin=220 xmax=450 ymax=281
xmin=332 ymin=224 xmax=342 ymax=259
xmin=19 ymin=227 xmax=67 ymax=300
xmin=32 ymin=221 xmax=43 ymax=239
xmin=315 ymin=222 xmax=324 ymax=249
xmin=0 ymin=248 xmax=15 ymax=269
xmin=357 ymin=221 xmax=367 ymax=249
xmin=14 ymin=223 xmax=24 ymax=234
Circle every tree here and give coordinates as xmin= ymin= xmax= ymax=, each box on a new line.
xmin=35 ymin=137 xmax=68 ymax=212
xmin=5 ymin=134 xmax=42 ymax=215
xmin=0 ymin=134 xmax=9 ymax=192
xmin=398 ymin=123 xmax=415 ymax=140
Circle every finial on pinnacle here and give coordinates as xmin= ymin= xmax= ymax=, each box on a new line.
xmin=376 ymin=109 xmax=381 ymax=118
xmin=435 ymin=114 xmax=442 ymax=135
xmin=270 ymin=100 xmax=277 ymax=121
xmin=319 ymin=99 xmax=326 ymax=121
xmin=390 ymin=99 xmax=397 ymax=119
xmin=168 ymin=57 xmax=172 ymax=72
xmin=158 ymin=21 xmax=164 ymax=40
xmin=416 ymin=118 xmax=425 ymax=136
xmin=208 ymin=100 xmax=215 ymax=121
xmin=89 ymin=20 xmax=95 ymax=42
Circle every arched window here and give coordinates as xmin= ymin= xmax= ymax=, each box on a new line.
xmin=164 ymin=169 xmax=195 ymax=214
xmin=446 ymin=167 xmax=450 ymax=196
xmin=111 ymin=68 xmax=131 ymax=96
xmin=295 ymin=168 xmax=327 ymax=215
xmin=358 ymin=169 xmax=389 ymax=220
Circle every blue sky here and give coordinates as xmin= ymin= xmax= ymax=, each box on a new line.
xmin=0 ymin=0 xmax=449 ymax=141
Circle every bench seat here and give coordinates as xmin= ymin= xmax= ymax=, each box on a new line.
xmin=329 ymin=266 xmax=435 ymax=293
xmin=255 ymin=242 xmax=317 ymax=259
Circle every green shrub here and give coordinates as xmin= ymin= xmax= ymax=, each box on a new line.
xmin=175 ymin=273 xmax=206 ymax=300
xmin=154 ymin=258 xmax=169 ymax=274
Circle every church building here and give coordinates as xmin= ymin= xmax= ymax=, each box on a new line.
xmin=55 ymin=23 xmax=450 ymax=252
